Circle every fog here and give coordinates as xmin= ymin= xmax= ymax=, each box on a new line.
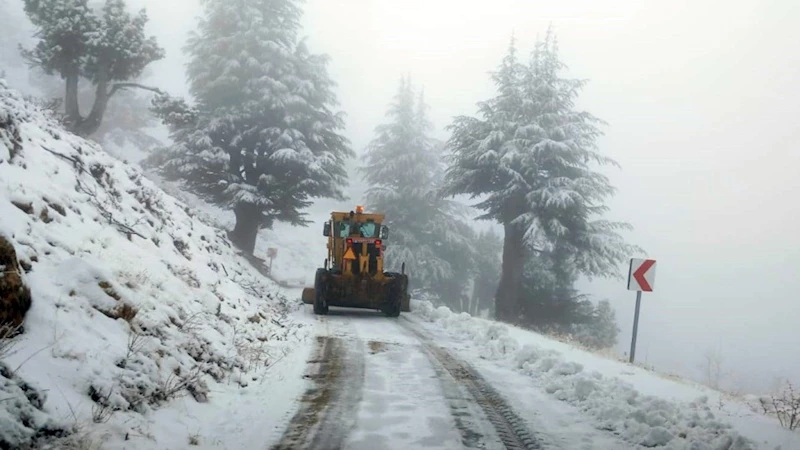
xmin=6 ymin=0 xmax=799 ymax=393
xmin=299 ymin=0 xmax=800 ymax=393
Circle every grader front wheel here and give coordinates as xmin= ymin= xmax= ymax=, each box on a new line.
xmin=312 ymin=269 xmax=328 ymax=315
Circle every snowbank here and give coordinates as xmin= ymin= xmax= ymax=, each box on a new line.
xmin=412 ymin=300 xmax=799 ymax=449
xmin=0 ymin=80 xmax=305 ymax=448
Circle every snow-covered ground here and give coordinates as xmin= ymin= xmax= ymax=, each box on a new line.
xmin=280 ymin=306 xmax=630 ymax=450
xmin=258 ymin=299 xmax=799 ymax=450
xmin=410 ymin=301 xmax=800 ymax=449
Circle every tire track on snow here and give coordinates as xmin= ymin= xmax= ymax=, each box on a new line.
xmin=270 ymin=323 xmax=365 ymax=450
xmin=401 ymin=317 xmax=541 ymax=450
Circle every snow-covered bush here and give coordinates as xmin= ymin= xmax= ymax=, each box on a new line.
xmin=760 ymin=382 xmax=800 ymax=431
xmin=0 ymin=362 xmax=69 ymax=449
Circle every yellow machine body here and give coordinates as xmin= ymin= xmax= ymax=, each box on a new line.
xmin=302 ymin=207 xmax=410 ymax=316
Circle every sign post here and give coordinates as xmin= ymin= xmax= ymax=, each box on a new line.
xmin=267 ymin=248 xmax=277 ymax=274
xmin=627 ymin=258 xmax=657 ymax=363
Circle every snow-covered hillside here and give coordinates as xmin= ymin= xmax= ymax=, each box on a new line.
xmin=0 ymin=80 xmax=308 ymax=449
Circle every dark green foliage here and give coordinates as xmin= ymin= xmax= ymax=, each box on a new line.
xmin=444 ymin=27 xmax=637 ymax=336
xmin=149 ymin=0 xmax=352 ymax=254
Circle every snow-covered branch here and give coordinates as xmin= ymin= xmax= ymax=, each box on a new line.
xmin=108 ymin=83 xmax=164 ymax=99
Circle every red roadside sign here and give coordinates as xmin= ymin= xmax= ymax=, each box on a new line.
xmin=627 ymin=258 xmax=656 ymax=292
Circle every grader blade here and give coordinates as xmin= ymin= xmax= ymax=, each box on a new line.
xmin=401 ymin=294 xmax=411 ymax=312
xmin=301 ymin=287 xmax=315 ymax=304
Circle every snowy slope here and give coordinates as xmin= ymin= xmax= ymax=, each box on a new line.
xmin=147 ymin=174 xmax=328 ymax=289
xmin=410 ymin=301 xmax=800 ymax=449
xmin=0 ymin=80 xmax=312 ymax=449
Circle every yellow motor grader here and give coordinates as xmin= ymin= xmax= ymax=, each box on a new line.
xmin=301 ymin=206 xmax=410 ymax=316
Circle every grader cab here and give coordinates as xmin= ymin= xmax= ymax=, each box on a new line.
xmin=301 ymin=206 xmax=410 ymax=316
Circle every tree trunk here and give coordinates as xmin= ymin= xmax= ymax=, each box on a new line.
xmin=64 ymin=71 xmax=81 ymax=129
xmin=495 ymin=222 xmax=526 ymax=323
xmin=229 ymin=202 xmax=262 ymax=255
xmin=73 ymin=77 xmax=110 ymax=137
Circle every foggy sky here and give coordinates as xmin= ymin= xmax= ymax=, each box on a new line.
xmin=296 ymin=0 xmax=800 ymax=393
xmin=9 ymin=0 xmax=800 ymax=392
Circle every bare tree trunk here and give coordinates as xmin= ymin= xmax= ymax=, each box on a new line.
xmin=62 ymin=73 xmax=162 ymax=138
xmin=495 ymin=222 xmax=526 ymax=323
xmin=229 ymin=202 xmax=262 ymax=255
xmin=64 ymin=71 xmax=81 ymax=129
xmin=73 ymin=76 xmax=110 ymax=137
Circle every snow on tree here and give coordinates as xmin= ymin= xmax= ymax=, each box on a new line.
xmin=150 ymin=0 xmax=352 ymax=254
xmin=361 ymin=76 xmax=474 ymax=307
xmin=444 ymin=28 xmax=638 ymax=324
xmin=20 ymin=0 xmax=164 ymax=138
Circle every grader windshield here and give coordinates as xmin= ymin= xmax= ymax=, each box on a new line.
xmin=336 ymin=221 xmax=378 ymax=238
xmin=322 ymin=208 xmax=390 ymax=276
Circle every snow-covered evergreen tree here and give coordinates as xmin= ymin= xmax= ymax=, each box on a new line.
xmin=571 ymin=300 xmax=619 ymax=350
xmin=21 ymin=0 xmax=164 ymax=137
xmin=445 ymin=28 xmax=637 ymax=323
xmin=151 ymin=0 xmax=352 ymax=254
xmin=361 ymin=77 xmax=474 ymax=306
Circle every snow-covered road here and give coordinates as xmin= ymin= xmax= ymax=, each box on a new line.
xmin=268 ymin=306 xmax=633 ymax=450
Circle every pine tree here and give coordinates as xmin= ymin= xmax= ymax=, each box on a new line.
xmin=444 ymin=37 xmax=527 ymax=321
xmin=445 ymin=29 xmax=637 ymax=324
xmin=21 ymin=0 xmax=164 ymax=137
xmin=151 ymin=0 xmax=352 ymax=254
xmin=361 ymin=77 xmax=474 ymax=303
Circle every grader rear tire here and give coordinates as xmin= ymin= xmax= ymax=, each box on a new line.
xmin=383 ymin=276 xmax=402 ymax=318
xmin=385 ymin=272 xmax=410 ymax=313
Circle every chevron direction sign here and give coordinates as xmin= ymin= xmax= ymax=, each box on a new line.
xmin=627 ymin=258 xmax=657 ymax=292
xmin=626 ymin=258 xmax=657 ymax=363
